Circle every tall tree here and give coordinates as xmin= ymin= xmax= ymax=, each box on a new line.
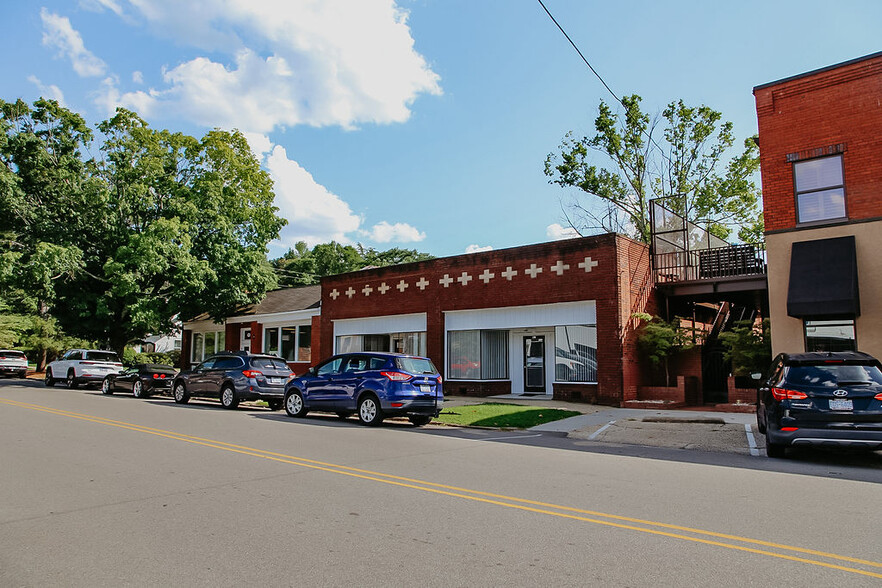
xmin=0 ymin=100 xmax=286 ymax=356
xmin=545 ymin=95 xmax=762 ymax=244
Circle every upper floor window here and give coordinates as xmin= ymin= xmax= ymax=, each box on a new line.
xmin=794 ymin=155 xmax=845 ymax=224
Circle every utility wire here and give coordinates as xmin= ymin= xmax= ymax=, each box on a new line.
xmin=536 ymin=0 xmax=620 ymax=105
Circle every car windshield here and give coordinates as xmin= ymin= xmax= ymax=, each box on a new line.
xmin=786 ymin=364 xmax=882 ymax=387
xmin=396 ymin=357 xmax=438 ymax=375
xmin=251 ymin=357 xmax=290 ymax=370
xmin=0 ymin=351 xmax=26 ymax=359
xmin=85 ymin=351 xmax=120 ymax=362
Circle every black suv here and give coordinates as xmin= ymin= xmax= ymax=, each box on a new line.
xmin=172 ymin=352 xmax=293 ymax=410
xmin=756 ymin=351 xmax=882 ymax=457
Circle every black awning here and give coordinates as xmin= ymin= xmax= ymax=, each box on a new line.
xmin=787 ymin=235 xmax=860 ymax=318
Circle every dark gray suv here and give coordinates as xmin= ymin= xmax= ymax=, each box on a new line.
xmin=172 ymin=352 xmax=293 ymax=410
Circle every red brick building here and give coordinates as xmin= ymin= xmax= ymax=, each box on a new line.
xmin=318 ymin=233 xmax=652 ymax=405
xmin=754 ymin=52 xmax=882 ymax=356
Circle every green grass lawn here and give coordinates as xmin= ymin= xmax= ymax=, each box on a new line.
xmin=435 ymin=403 xmax=581 ymax=429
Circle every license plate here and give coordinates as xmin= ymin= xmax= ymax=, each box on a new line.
xmin=268 ymin=377 xmax=282 ymax=384
xmin=829 ymin=399 xmax=853 ymax=411
xmin=419 ymin=385 xmax=432 ymax=392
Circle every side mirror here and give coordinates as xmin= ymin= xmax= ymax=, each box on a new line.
xmin=750 ymin=372 xmax=762 ymax=381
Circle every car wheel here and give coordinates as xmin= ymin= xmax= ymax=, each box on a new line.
xmin=357 ymin=394 xmax=384 ymax=426
xmin=409 ymin=415 xmax=432 ymax=427
xmin=220 ymin=385 xmax=239 ymax=409
xmin=766 ymin=437 xmax=787 ymax=458
xmin=45 ymin=369 xmax=55 ymax=387
xmin=266 ymin=399 xmax=283 ymax=411
xmin=336 ymin=412 xmax=353 ymax=420
xmin=173 ymin=382 xmax=190 ymax=404
xmin=284 ymin=390 xmax=307 ymax=417
xmin=18 ymin=371 xmax=27 ymax=379
xmin=132 ymin=380 xmax=144 ymax=398
xmin=67 ymin=370 xmax=79 ymax=389
xmin=101 ymin=378 xmax=114 ymax=395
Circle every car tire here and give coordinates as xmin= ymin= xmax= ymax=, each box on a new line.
xmin=18 ymin=371 xmax=27 ymax=379
xmin=220 ymin=385 xmax=239 ymax=409
xmin=101 ymin=378 xmax=114 ymax=395
xmin=45 ymin=369 xmax=55 ymax=387
xmin=266 ymin=399 xmax=282 ymax=411
xmin=357 ymin=394 xmax=384 ymax=426
xmin=132 ymin=380 xmax=144 ymax=398
xmin=409 ymin=415 xmax=432 ymax=427
xmin=67 ymin=370 xmax=79 ymax=389
xmin=284 ymin=390 xmax=307 ymax=417
xmin=173 ymin=382 xmax=190 ymax=404
xmin=766 ymin=438 xmax=786 ymax=458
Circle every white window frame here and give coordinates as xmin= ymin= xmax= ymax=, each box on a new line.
xmin=794 ymin=155 xmax=846 ymax=224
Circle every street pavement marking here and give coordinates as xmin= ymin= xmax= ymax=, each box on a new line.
xmin=3 ymin=398 xmax=881 ymax=580
xmin=587 ymin=420 xmax=616 ymax=440
xmin=745 ymin=424 xmax=760 ymax=457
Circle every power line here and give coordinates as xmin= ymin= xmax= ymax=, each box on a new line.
xmin=536 ymin=0 xmax=620 ymax=105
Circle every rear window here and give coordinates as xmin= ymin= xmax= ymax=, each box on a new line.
xmin=85 ymin=351 xmax=120 ymax=362
xmin=396 ymin=357 xmax=438 ymax=375
xmin=251 ymin=357 xmax=291 ymax=371
xmin=0 ymin=351 xmax=26 ymax=359
xmin=786 ymin=364 xmax=882 ymax=387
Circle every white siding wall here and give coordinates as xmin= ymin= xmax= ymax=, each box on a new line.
xmin=333 ymin=313 xmax=427 ymax=337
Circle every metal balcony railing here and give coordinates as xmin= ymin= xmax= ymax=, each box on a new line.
xmin=653 ymin=243 xmax=767 ymax=284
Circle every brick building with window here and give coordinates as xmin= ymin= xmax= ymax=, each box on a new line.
xmin=754 ymin=51 xmax=882 ymax=356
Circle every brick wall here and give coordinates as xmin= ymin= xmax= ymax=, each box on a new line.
xmin=755 ymin=54 xmax=882 ymax=232
xmin=320 ymin=234 xmax=653 ymax=405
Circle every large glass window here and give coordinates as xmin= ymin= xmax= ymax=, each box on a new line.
xmin=298 ymin=325 xmax=312 ymax=363
xmin=191 ymin=333 xmax=204 ymax=363
xmin=794 ymin=156 xmax=845 ymax=224
xmin=335 ymin=332 xmax=426 ymax=356
xmin=264 ymin=325 xmax=312 ymax=362
xmin=264 ymin=327 xmax=280 ymax=356
xmin=205 ymin=332 xmax=216 ymax=356
xmin=804 ymin=319 xmax=856 ymax=352
xmin=554 ymin=326 xmax=597 ymax=383
xmin=447 ymin=330 xmax=508 ymax=380
xmin=190 ymin=330 xmax=224 ymax=363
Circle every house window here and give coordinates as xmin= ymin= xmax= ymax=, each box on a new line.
xmin=265 ymin=325 xmax=313 ymax=362
xmin=191 ymin=333 xmax=203 ymax=363
xmin=191 ymin=330 xmax=224 ymax=363
xmin=794 ymin=155 xmax=845 ymax=224
xmin=335 ymin=332 xmax=426 ymax=356
xmin=554 ymin=326 xmax=597 ymax=383
xmin=804 ymin=319 xmax=856 ymax=352
xmin=447 ymin=330 xmax=508 ymax=380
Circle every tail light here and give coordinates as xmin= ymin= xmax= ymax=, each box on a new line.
xmin=242 ymin=370 xmax=263 ymax=379
xmin=875 ymin=393 xmax=882 ymax=401
xmin=781 ymin=427 xmax=799 ymax=432
xmin=152 ymin=374 xmax=167 ymax=379
xmin=437 ymin=376 xmax=442 ymax=385
xmin=771 ymin=388 xmax=808 ymax=400
xmin=381 ymin=371 xmax=412 ymax=382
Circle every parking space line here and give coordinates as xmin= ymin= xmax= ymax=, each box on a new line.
xmin=588 ymin=420 xmax=615 ymax=440
xmin=745 ymin=423 xmax=760 ymax=457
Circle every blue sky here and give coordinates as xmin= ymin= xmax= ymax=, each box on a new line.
xmin=3 ymin=1 xmax=880 ymax=258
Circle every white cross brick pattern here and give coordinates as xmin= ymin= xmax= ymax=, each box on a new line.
xmin=457 ymin=272 xmax=472 ymax=286
xmin=525 ymin=263 xmax=543 ymax=278
xmin=578 ymin=257 xmax=599 ymax=272
xmin=345 ymin=287 xmax=356 ymax=299
xmin=416 ymin=277 xmax=430 ymax=290
xmin=362 ymin=285 xmax=373 ymax=297
xmin=478 ymin=269 xmax=495 ymax=284
xmin=377 ymin=282 xmax=390 ymax=295
xmin=329 ymin=289 xmax=340 ymax=300
xmin=501 ymin=266 xmax=517 ymax=280
xmin=439 ymin=274 xmax=454 ymax=288
xmin=397 ymin=280 xmax=409 ymax=292
xmin=550 ymin=260 xmax=570 ymax=276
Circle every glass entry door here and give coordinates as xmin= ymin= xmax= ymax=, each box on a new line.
xmin=523 ymin=335 xmax=546 ymax=393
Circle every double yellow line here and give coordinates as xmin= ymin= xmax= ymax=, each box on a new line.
xmin=2 ymin=397 xmax=881 ymax=579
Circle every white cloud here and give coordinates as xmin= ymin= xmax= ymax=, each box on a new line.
xmin=27 ymin=76 xmax=65 ymax=105
xmin=465 ymin=244 xmax=493 ymax=253
xmin=97 ymin=0 xmax=441 ymax=131
xmin=80 ymin=0 xmax=125 ymax=17
xmin=362 ymin=221 xmax=426 ymax=243
xmin=41 ymin=8 xmax=107 ymax=77
xmin=242 ymin=132 xmax=273 ymax=158
xmin=132 ymin=70 xmax=144 ymax=84
xmin=265 ymin=145 xmax=361 ymax=247
xmin=546 ymin=223 xmax=581 ymax=241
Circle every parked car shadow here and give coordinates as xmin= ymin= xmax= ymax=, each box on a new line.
xmin=250 ymin=411 xmax=428 ymax=429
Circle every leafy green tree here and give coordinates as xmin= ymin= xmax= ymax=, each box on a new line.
xmin=0 ymin=100 xmax=286 ymax=357
xmin=720 ymin=319 xmax=772 ymax=377
xmin=546 ymin=95 xmax=762 ymax=244
xmin=633 ymin=313 xmax=695 ymax=386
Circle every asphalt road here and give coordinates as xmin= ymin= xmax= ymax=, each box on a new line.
xmin=1 ymin=379 xmax=881 ymax=587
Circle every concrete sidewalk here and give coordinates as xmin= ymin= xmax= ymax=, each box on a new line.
xmin=442 ymin=395 xmax=763 ymax=455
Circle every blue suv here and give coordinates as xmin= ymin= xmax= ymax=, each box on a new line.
xmin=284 ymin=352 xmax=443 ymax=426
xmin=172 ymin=352 xmax=293 ymax=410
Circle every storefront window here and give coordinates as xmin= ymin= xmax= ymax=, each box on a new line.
xmin=264 ymin=327 xmax=280 ymax=355
xmin=448 ymin=330 xmax=508 ymax=380
xmin=205 ymin=332 xmax=216 ymax=356
xmin=554 ymin=325 xmax=597 ymax=383
xmin=298 ymin=325 xmax=312 ymax=363
xmin=335 ymin=332 xmax=426 ymax=356
xmin=192 ymin=333 xmax=204 ymax=363
xmin=804 ymin=319 xmax=856 ymax=352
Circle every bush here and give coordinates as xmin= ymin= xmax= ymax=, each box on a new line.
xmin=720 ymin=319 xmax=772 ymax=377
xmin=123 ymin=348 xmax=181 ymax=368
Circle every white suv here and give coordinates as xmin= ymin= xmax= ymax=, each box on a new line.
xmin=46 ymin=349 xmax=124 ymax=388
xmin=0 ymin=350 xmax=28 ymax=378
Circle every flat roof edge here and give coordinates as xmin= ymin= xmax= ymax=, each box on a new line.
xmin=753 ymin=50 xmax=882 ymax=92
